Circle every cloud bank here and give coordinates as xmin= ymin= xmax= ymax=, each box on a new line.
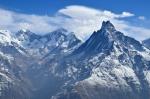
xmin=0 ymin=5 xmax=149 ymax=41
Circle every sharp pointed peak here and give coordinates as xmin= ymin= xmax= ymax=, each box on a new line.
xmin=101 ymin=21 xmax=115 ymax=31
xmin=18 ymin=29 xmax=30 ymax=33
xmin=16 ymin=29 xmax=37 ymax=37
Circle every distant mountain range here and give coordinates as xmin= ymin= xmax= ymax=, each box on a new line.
xmin=0 ymin=21 xmax=150 ymax=99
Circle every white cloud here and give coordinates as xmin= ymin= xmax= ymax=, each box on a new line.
xmin=138 ymin=16 xmax=146 ymax=20
xmin=0 ymin=5 xmax=149 ymax=41
xmin=57 ymin=5 xmax=148 ymax=41
xmin=0 ymin=8 xmax=58 ymax=34
xmin=102 ymin=11 xmax=134 ymax=19
xmin=56 ymin=5 xmax=136 ymax=40
xmin=121 ymin=12 xmax=134 ymax=17
xmin=112 ymin=20 xmax=150 ymax=40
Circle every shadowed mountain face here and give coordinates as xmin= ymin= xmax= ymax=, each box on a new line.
xmin=143 ymin=38 xmax=150 ymax=49
xmin=0 ymin=21 xmax=150 ymax=99
xmin=50 ymin=21 xmax=150 ymax=99
xmin=74 ymin=21 xmax=144 ymax=55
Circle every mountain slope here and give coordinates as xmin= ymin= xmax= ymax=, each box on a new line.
xmin=0 ymin=21 xmax=150 ymax=99
xmin=0 ymin=28 xmax=81 ymax=99
xmin=0 ymin=50 xmax=32 ymax=99
xmin=0 ymin=30 xmax=34 ymax=99
xmin=52 ymin=21 xmax=150 ymax=99
xmin=17 ymin=28 xmax=82 ymax=99
xmin=16 ymin=28 xmax=81 ymax=58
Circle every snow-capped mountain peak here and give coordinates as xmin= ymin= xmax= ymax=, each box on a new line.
xmin=101 ymin=21 xmax=116 ymax=31
xmin=74 ymin=21 xmax=145 ymax=55
xmin=50 ymin=21 xmax=150 ymax=99
xmin=16 ymin=29 xmax=38 ymax=41
xmin=14 ymin=28 xmax=81 ymax=57
xmin=73 ymin=21 xmax=116 ymax=54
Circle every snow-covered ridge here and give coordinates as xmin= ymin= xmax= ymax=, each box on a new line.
xmin=0 ymin=28 xmax=81 ymax=57
xmin=0 ymin=30 xmax=13 ymax=44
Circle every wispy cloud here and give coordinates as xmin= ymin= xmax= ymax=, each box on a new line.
xmin=0 ymin=5 xmax=149 ymax=41
xmin=0 ymin=8 xmax=58 ymax=33
xmin=138 ymin=16 xmax=146 ymax=20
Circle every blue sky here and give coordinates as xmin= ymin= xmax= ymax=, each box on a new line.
xmin=0 ymin=0 xmax=149 ymax=17
xmin=0 ymin=0 xmax=150 ymax=41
